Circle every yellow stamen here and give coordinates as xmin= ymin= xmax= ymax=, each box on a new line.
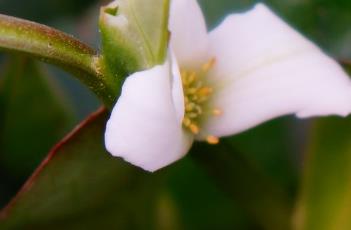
xmin=197 ymin=87 xmax=213 ymax=96
xmin=206 ymin=135 xmax=219 ymax=145
xmin=181 ymin=58 xmax=218 ymax=135
xmin=212 ymin=109 xmax=222 ymax=116
xmin=187 ymin=72 xmax=196 ymax=84
xmin=185 ymin=102 xmax=195 ymax=112
xmin=202 ymin=58 xmax=216 ymax=72
xmin=181 ymin=70 xmax=187 ymax=79
xmin=188 ymin=112 xmax=198 ymax=119
xmin=189 ymin=124 xmax=200 ymax=134
xmin=183 ymin=117 xmax=191 ymax=127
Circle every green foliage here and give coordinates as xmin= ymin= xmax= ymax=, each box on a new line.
xmin=191 ymin=141 xmax=293 ymax=230
xmin=294 ymin=117 xmax=351 ymax=230
xmin=0 ymin=108 xmax=288 ymax=230
xmin=228 ymin=118 xmax=298 ymax=198
xmin=0 ymin=110 xmax=164 ymax=230
xmin=0 ymin=56 xmax=73 ymax=206
xmin=166 ymin=158 xmax=256 ymax=229
xmin=0 ymin=0 xmax=97 ymax=22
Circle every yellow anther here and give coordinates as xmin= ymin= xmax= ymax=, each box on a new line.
xmin=195 ymin=105 xmax=202 ymax=114
xmin=206 ymin=135 xmax=219 ymax=145
xmin=184 ymin=96 xmax=189 ymax=103
xmin=198 ymin=87 xmax=213 ymax=96
xmin=181 ymin=58 xmax=218 ymax=134
xmin=189 ymin=124 xmax=200 ymax=134
xmin=185 ymin=102 xmax=195 ymax=112
xmin=186 ymin=88 xmax=198 ymax=94
xmin=181 ymin=70 xmax=187 ymax=79
xmin=197 ymin=96 xmax=209 ymax=103
xmin=183 ymin=117 xmax=191 ymax=127
xmin=212 ymin=109 xmax=222 ymax=116
xmin=202 ymin=58 xmax=216 ymax=72
xmin=187 ymin=72 xmax=197 ymax=84
xmin=188 ymin=112 xmax=198 ymax=119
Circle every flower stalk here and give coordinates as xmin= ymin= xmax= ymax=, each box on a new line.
xmin=0 ymin=14 xmax=117 ymax=107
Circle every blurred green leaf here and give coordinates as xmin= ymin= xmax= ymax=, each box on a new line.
xmin=166 ymin=157 xmax=258 ymax=230
xmin=0 ymin=0 xmax=97 ymax=22
xmin=294 ymin=116 xmax=351 ymax=230
xmin=0 ymin=109 xmax=165 ymax=230
xmin=191 ymin=141 xmax=293 ymax=230
xmin=228 ymin=118 xmax=299 ymax=198
xmin=0 ymin=56 xmax=73 ymax=204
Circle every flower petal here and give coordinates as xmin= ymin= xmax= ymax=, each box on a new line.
xmin=169 ymin=0 xmax=210 ymax=68
xmin=105 ymin=58 xmax=193 ymax=172
xmin=198 ymin=3 xmax=351 ymax=139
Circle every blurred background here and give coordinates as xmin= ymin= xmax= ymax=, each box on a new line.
xmin=1 ymin=0 xmax=351 ymax=229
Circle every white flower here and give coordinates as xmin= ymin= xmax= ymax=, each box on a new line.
xmin=105 ymin=0 xmax=351 ymax=172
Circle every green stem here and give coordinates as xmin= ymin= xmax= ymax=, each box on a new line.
xmin=0 ymin=14 xmax=116 ymax=107
xmin=191 ymin=141 xmax=293 ymax=230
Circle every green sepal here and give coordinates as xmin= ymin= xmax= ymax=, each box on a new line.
xmin=99 ymin=0 xmax=170 ymax=99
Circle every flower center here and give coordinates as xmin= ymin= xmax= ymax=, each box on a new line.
xmin=181 ymin=58 xmax=221 ymax=144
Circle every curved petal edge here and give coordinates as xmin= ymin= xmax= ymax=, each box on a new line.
xmin=198 ymin=3 xmax=351 ymax=139
xmin=169 ymin=0 xmax=210 ymax=68
xmin=105 ymin=58 xmax=193 ymax=172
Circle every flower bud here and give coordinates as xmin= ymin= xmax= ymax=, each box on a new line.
xmin=99 ymin=0 xmax=170 ymax=81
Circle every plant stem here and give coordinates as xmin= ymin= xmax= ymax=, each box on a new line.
xmin=0 ymin=14 xmax=116 ymax=107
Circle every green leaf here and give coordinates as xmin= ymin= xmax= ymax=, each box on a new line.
xmin=99 ymin=0 xmax=170 ymax=96
xmin=166 ymin=158 xmax=258 ymax=229
xmin=0 ymin=56 xmax=73 ymax=204
xmin=227 ymin=118 xmax=298 ymax=198
xmin=294 ymin=117 xmax=351 ymax=230
xmin=0 ymin=109 xmax=165 ymax=229
xmin=191 ymin=140 xmax=293 ymax=230
xmin=0 ymin=0 xmax=97 ymax=22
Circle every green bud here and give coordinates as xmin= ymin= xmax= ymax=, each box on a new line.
xmin=99 ymin=0 xmax=170 ymax=84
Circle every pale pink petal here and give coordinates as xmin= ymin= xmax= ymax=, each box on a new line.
xmin=198 ymin=3 xmax=351 ymax=139
xmin=169 ymin=0 xmax=210 ymax=68
xmin=105 ymin=58 xmax=193 ymax=172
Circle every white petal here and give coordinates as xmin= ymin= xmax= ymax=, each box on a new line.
xmin=198 ymin=3 xmax=351 ymax=139
xmin=170 ymin=50 xmax=185 ymax=123
xmin=105 ymin=58 xmax=193 ymax=172
xmin=169 ymin=0 xmax=210 ymax=68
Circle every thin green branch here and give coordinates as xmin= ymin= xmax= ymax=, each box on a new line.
xmin=0 ymin=14 xmax=116 ymax=107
